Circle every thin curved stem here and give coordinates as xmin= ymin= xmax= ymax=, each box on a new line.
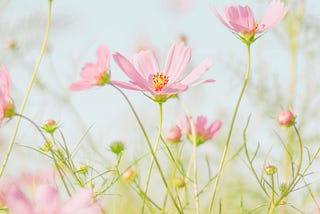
xmin=268 ymin=125 xmax=303 ymax=214
xmin=111 ymin=85 xmax=181 ymax=213
xmin=141 ymin=103 xmax=163 ymax=213
xmin=13 ymin=113 xmax=71 ymax=196
xmin=208 ymin=44 xmax=251 ymax=213
xmin=0 ymin=0 xmax=52 ymax=177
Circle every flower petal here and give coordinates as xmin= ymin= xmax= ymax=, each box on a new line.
xmin=257 ymin=0 xmax=288 ymax=33
xmin=180 ymin=58 xmax=213 ymax=85
xmin=113 ymin=53 xmax=146 ymax=83
xmin=133 ymin=50 xmax=160 ymax=79
xmin=34 ymin=185 xmax=60 ymax=214
xmin=4 ymin=185 xmax=33 ymax=214
xmin=111 ymin=80 xmax=146 ymax=92
xmin=210 ymin=5 xmax=234 ymax=31
xmin=69 ymin=81 xmax=95 ymax=91
xmin=206 ymin=120 xmax=222 ymax=140
xmin=224 ymin=5 xmax=255 ymax=33
xmin=80 ymin=63 xmax=100 ymax=80
xmin=163 ymin=42 xmax=191 ymax=83
xmin=96 ymin=45 xmax=110 ymax=69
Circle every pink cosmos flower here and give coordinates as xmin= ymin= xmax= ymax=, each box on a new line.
xmin=69 ymin=45 xmax=110 ymax=91
xmin=0 ymin=65 xmax=14 ymax=124
xmin=112 ymin=42 xmax=214 ymax=102
xmin=211 ymin=0 xmax=288 ymax=42
xmin=165 ymin=125 xmax=182 ymax=143
xmin=177 ymin=115 xmax=222 ymax=146
xmin=2 ymin=184 xmax=103 ymax=214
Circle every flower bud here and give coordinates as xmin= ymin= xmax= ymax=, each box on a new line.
xmin=165 ymin=126 xmax=181 ymax=144
xmin=41 ymin=141 xmax=52 ymax=152
xmin=265 ymin=165 xmax=277 ymax=175
xmin=110 ymin=141 xmax=125 ymax=155
xmin=42 ymin=119 xmax=58 ymax=134
xmin=122 ymin=168 xmax=136 ymax=182
xmin=7 ymin=39 xmax=17 ymax=50
xmin=77 ymin=164 xmax=89 ymax=175
xmin=173 ymin=177 xmax=186 ymax=188
xmin=277 ymin=110 xmax=294 ymax=127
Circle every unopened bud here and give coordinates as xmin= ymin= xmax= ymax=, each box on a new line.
xmin=122 ymin=168 xmax=136 ymax=182
xmin=265 ymin=165 xmax=277 ymax=175
xmin=173 ymin=177 xmax=186 ymax=188
xmin=110 ymin=141 xmax=125 ymax=155
xmin=278 ymin=110 xmax=295 ymax=127
xmin=41 ymin=141 xmax=52 ymax=152
xmin=42 ymin=119 xmax=58 ymax=134
xmin=77 ymin=164 xmax=89 ymax=175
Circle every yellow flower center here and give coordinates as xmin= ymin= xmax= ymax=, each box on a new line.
xmin=96 ymin=71 xmax=110 ymax=85
xmin=152 ymin=72 xmax=169 ymax=92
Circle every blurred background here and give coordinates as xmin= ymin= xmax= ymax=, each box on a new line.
xmin=1 ymin=0 xmax=320 ymax=213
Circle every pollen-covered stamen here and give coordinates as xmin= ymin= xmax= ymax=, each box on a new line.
xmin=152 ymin=72 xmax=169 ymax=92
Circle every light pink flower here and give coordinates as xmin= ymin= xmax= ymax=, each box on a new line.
xmin=2 ymin=183 xmax=103 ymax=214
xmin=70 ymin=45 xmax=110 ymax=91
xmin=112 ymin=42 xmax=214 ymax=102
xmin=62 ymin=188 xmax=103 ymax=214
xmin=165 ymin=125 xmax=182 ymax=143
xmin=211 ymin=0 xmax=288 ymax=41
xmin=177 ymin=116 xmax=222 ymax=146
xmin=0 ymin=65 xmax=14 ymax=124
xmin=278 ymin=109 xmax=294 ymax=127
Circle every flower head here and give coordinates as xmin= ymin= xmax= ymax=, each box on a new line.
xmin=278 ymin=109 xmax=295 ymax=127
xmin=112 ymin=42 xmax=214 ymax=102
xmin=70 ymin=45 xmax=110 ymax=91
xmin=211 ymin=0 xmax=288 ymax=44
xmin=177 ymin=116 xmax=222 ymax=146
xmin=0 ymin=65 xmax=15 ymax=124
xmin=1 ymin=183 xmax=103 ymax=214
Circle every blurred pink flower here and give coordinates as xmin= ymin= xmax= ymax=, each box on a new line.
xmin=165 ymin=125 xmax=182 ymax=143
xmin=62 ymin=188 xmax=103 ymax=214
xmin=2 ymin=183 xmax=103 ymax=214
xmin=177 ymin=116 xmax=222 ymax=146
xmin=17 ymin=168 xmax=56 ymax=187
xmin=70 ymin=45 xmax=110 ymax=91
xmin=211 ymin=0 xmax=288 ymax=42
xmin=0 ymin=65 xmax=14 ymax=124
xmin=278 ymin=109 xmax=294 ymax=127
xmin=112 ymin=42 xmax=214 ymax=102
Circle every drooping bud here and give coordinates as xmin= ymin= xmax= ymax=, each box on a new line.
xmin=277 ymin=110 xmax=295 ymax=127
xmin=42 ymin=119 xmax=58 ymax=134
xmin=265 ymin=165 xmax=277 ymax=176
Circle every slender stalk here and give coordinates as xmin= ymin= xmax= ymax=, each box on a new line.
xmin=208 ymin=44 xmax=251 ymax=213
xmin=0 ymin=0 xmax=52 ymax=177
xmin=141 ymin=103 xmax=163 ymax=213
xmin=268 ymin=125 xmax=303 ymax=214
xmin=190 ymin=118 xmax=200 ymax=214
xmin=111 ymin=85 xmax=181 ymax=213
xmin=13 ymin=113 xmax=71 ymax=196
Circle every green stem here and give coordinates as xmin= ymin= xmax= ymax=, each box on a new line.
xmin=0 ymin=0 xmax=52 ymax=177
xmin=12 ymin=114 xmax=71 ymax=196
xmin=141 ymin=103 xmax=163 ymax=213
xmin=190 ymin=118 xmax=200 ymax=214
xmin=268 ymin=125 xmax=303 ymax=214
xmin=208 ymin=44 xmax=251 ymax=213
xmin=111 ymin=85 xmax=181 ymax=213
